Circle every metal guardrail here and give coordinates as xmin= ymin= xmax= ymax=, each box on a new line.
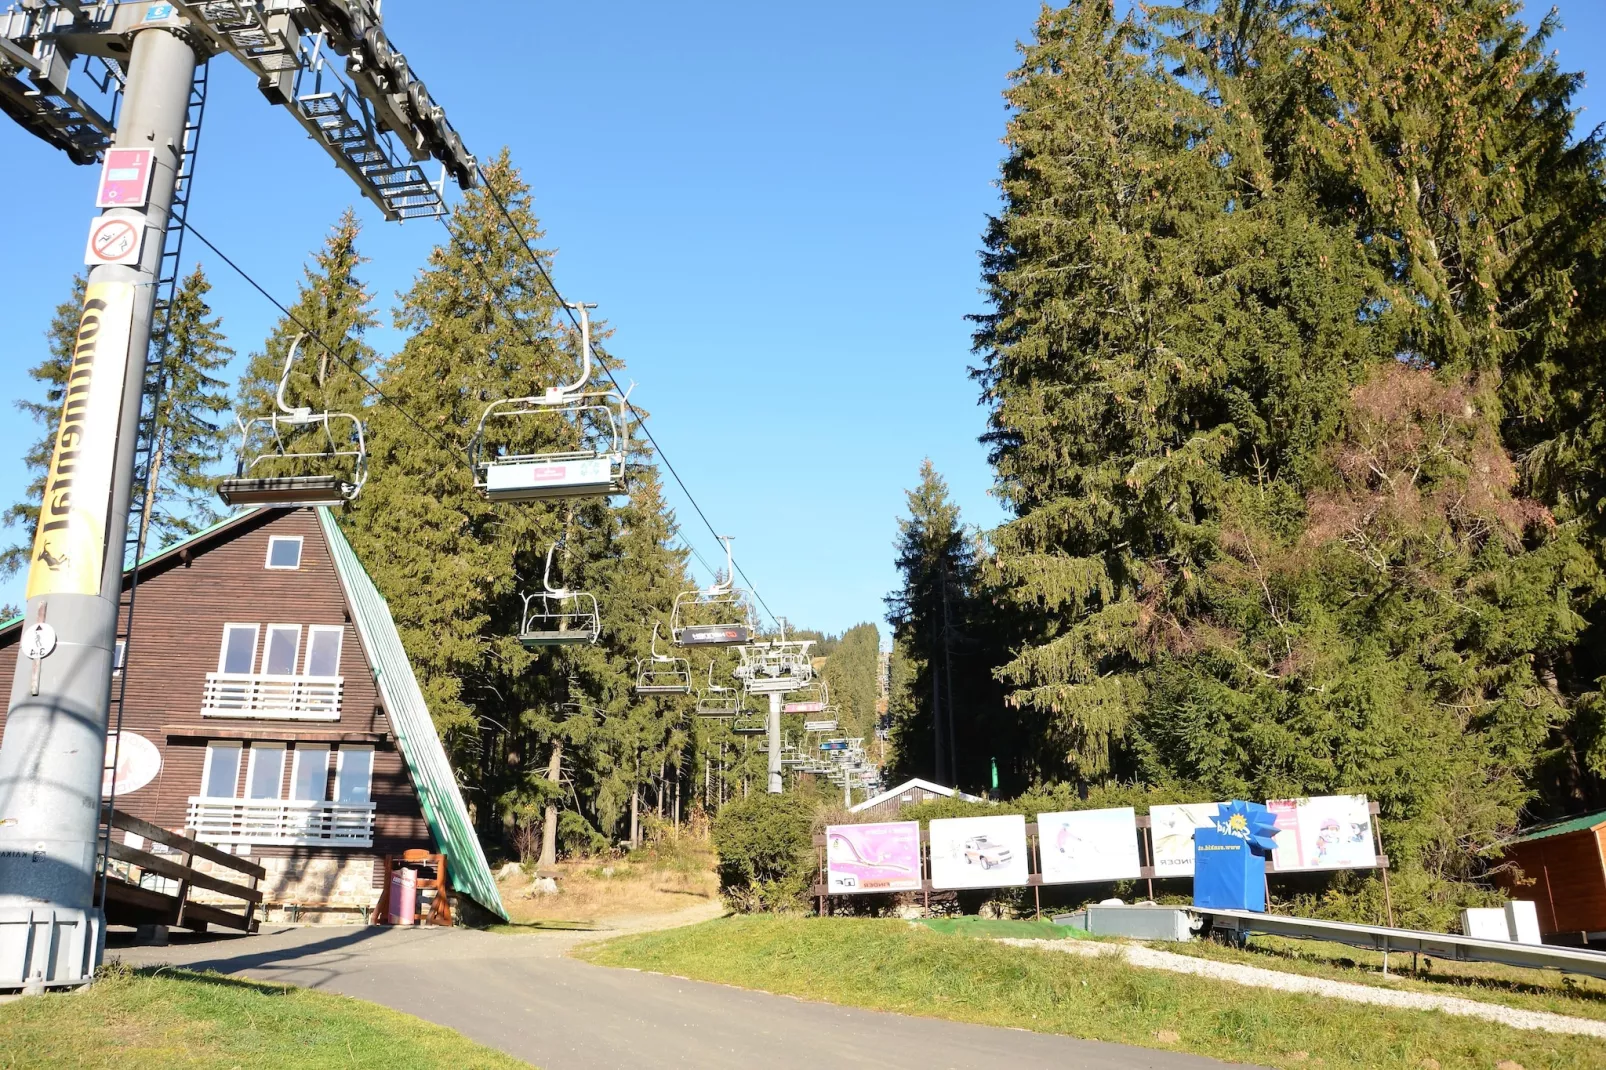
xmin=186 ymin=797 xmax=375 ymax=847
xmin=1198 ymin=907 xmax=1606 ymax=981
xmin=200 ymin=672 xmax=343 ymax=720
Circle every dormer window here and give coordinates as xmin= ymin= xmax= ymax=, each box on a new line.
xmin=265 ymin=536 xmax=303 ymax=570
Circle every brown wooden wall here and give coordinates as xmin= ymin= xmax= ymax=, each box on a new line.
xmin=1499 ymin=830 xmax=1606 ymax=936
xmin=0 ymin=508 xmax=434 ymax=892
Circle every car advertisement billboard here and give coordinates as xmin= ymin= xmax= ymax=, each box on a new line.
xmin=1149 ymin=802 xmax=1226 ymax=877
xmin=928 ymin=814 xmax=1029 ymax=890
xmin=1266 ymin=795 xmax=1376 ymax=872
xmin=1037 ymin=807 xmax=1142 ymax=883
xmin=825 ymin=821 xmax=923 ymax=894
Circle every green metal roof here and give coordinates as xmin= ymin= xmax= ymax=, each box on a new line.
xmin=317 ymin=508 xmax=507 ymax=919
xmin=1508 ymin=810 xmax=1606 ymax=844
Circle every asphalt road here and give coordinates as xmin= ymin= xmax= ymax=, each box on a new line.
xmin=114 ymin=922 xmax=1255 ymax=1070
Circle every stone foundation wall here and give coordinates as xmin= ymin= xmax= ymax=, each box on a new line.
xmin=186 ymin=854 xmax=377 ymax=917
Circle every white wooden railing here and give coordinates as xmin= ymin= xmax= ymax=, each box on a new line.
xmin=186 ymin=797 xmax=376 ymax=848
xmin=201 ymin=672 xmax=343 ymax=720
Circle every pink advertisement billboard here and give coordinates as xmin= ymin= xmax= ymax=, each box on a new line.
xmin=825 ymin=821 xmax=923 ymax=894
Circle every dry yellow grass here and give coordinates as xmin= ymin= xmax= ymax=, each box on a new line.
xmin=497 ymin=836 xmax=718 ymax=926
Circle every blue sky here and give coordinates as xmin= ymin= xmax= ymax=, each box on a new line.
xmin=0 ymin=1 xmax=1602 ymax=639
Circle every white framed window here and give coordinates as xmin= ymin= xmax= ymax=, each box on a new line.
xmin=304 ymin=626 xmax=343 ymax=678
xmin=245 ymin=743 xmax=286 ymax=800
xmin=290 ymin=745 xmax=329 ymax=802
xmin=218 ymin=624 xmax=259 ymax=674
xmin=201 ymin=743 xmax=242 ymax=798
xmin=265 ymin=535 xmax=303 ymax=570
xmin=334 ymin=746 xmax=373 ymax=804
xmin=262 ymin=624 xmax=301 ymax=676
xmin=112 ymin=639 xmax=126 ymax=676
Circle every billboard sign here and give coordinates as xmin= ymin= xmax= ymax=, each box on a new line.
xmin=1266 ymin=795 xmax=1376 ymax=872
xmin=1149 ymin=802 xmax=1226 ymax=877
xmin=1037 ymin=807 xmax=1142 ymax=883
xmin=929 ymin=814 xmax=1029 ymax=890
xmin=825 ymin=821 xmax=922 ymax=894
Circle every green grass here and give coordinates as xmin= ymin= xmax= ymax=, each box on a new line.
xmin=915 ymin=916 xmax=1091 ymax=941
xmin=581 ymin=915 xmax=1604 ymax=1070
xmin=1164 ymin=933 xmax=1606 ymax=1025
xmin=0 ymin=964 xmax=529 ymax=1069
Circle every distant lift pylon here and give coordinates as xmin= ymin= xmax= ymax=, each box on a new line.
xmin=217 ymin=333 xmax=369 ymax=508
xmin=671 ymin=536 xmax=751 ymax=646
xmin=469 ymin=302 xmax=630 ymax=502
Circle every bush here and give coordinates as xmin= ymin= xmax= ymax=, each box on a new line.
xmin=711 ymin=792 xmax=817 ymax=912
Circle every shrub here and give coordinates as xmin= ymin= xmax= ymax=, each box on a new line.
xmin=711 ymin=792 xmax=817 ymax=912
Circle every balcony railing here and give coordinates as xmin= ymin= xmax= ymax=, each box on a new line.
xmin=186 ymin=797 xmax=376 ymax=848
xmin=201 ymin=672 xmax=343 ymax=720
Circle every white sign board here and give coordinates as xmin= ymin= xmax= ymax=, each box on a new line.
xmin=1038 ymin=807 xmax=1142 ymax=884
xmin=1149 ymin=802 xmax=1225 ymax=877
xmin=102 ymin=730 xmax=162 ymax=797
xmin=928 ymin=814 xmax=1029 ymax=890
xmin=84 ymin=210 xmax=145 ymax=267
xmin=1266 ymin=795 xmax=1375 ymax=872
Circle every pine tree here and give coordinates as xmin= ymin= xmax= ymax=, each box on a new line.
xmin=885 ymin=460 xmax=980 ymax=786
xmin=137 ymin=265 xmax=233 ymax=549
xmin=1 ymin=275 xmax=83 ymax=577
xmin=341 ymin=150 xmax=702 ymax=857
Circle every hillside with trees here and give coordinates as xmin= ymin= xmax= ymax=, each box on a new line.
xmin=884 ymin=0 xmax=1606 ymax=919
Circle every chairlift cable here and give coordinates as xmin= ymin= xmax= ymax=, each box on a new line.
xmin=460 ymin=174 xmax=782 ymax=628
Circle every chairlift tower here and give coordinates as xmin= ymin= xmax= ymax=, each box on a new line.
xmin=732 ymin=624 xmax=815 ymax=794
xmin=0 ymin=0 xmax=475 ymax=991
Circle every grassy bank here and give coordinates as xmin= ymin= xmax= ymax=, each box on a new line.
xmin=495 ymin=837 xmax=717 ymax=929
xmin=581 ymin=915 xmax=1602 ymax=1070
xmin=0 ymin=965 xmax=528 ymax=1069
xmin=1166 ymin=933 xmax=1606 ymax=1025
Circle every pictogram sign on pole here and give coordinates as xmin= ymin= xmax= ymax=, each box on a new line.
xmin=84 ymin=212 xmax=144 ymax=267
xmin=95 ymin=147 xmax=155 ymax=209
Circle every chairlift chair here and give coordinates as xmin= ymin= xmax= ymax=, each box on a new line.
xmin=733 ymin=639 xmax=815 ymax=693
xmin=469 ymin=303 xmax=631 ymax=501
xmin=518 ymin=542 xmax=601 ymax=647
xmin=732 ymin=714 xmax=767 ymax=734
xmin=694 ymin=662 xmax=742 ymax=717
xmin=671 ymin=536 xmax=752 ymax=646
xmin=782 ymin=681 xmax=829 ymax=716
xmin=217 ymin=334 xmax=368 ymax=508
xmin=634 ymin=622 xmax=693 ymax=695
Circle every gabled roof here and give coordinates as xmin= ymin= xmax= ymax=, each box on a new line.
xmin=849 ymin=777 xmax=986 ymax=814
xmin=317 ymin=508 xmax=507 ymax=920
xmin=1506 ymin=810 xmax=1606 ymax=845
xmin=2 ymin=508 xmax=272 ymax=635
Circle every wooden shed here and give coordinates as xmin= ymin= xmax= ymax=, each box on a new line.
xmin=1496 ymin=810 xmax=1606 ymax=945
xmin=848 ymin=777 xmax=984 ymax=820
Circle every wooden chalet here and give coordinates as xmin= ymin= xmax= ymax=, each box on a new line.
xmin=1497 ymin=810 xmax=1606 ymax=946
xmin=0 ymin=507 xmax=504 ymax=925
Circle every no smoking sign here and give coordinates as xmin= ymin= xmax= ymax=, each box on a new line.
xmin=84 ymin=210 xmax=145 ymax=267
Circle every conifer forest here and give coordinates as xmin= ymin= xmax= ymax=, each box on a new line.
xmin=5 ymin=0 xmax=1605 ymax=928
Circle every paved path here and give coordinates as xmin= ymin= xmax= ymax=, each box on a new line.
xmin=115 ymin=918 xmax=1251 ymax=1070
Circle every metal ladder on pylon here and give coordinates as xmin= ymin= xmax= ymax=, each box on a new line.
xmin=96 ymin=60 xmax=209 ymax=909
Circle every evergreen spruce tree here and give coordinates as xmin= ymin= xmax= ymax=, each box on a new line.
xmin=821 ymin=623 xmax=879 ymax=742
xmin=138 ymin=265 xmax=233 ymax=549
xmin=885 ymin=460 xmax=979 ymax=786
xmin=971 ymin=0 xmax=1603 ymax=918
xmin=2 ymin=275 xmax=83 ymax=576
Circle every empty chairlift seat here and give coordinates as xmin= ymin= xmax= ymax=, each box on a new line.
xmin=634 ymin=622 xmax=693 ymax=695
xmin=518 ymin=542 xmax=601 ymax=647
xmin=671 ymin=536 xmax=752 ymax=646
xmin=217 ymin=334 xmax=368 ymax=509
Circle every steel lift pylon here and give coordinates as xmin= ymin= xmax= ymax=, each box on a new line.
xmin=0 ymin=0 xmax=476 ymax=991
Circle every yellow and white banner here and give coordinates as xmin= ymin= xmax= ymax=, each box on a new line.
xmin=25 ymin=281 xmax=136 ymax=600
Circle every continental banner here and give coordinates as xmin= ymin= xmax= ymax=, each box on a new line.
xmin=25 ymin=281 xmax=136 ymax=600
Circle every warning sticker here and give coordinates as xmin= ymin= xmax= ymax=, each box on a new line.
xmin=84 ymin=211 xmax=144 ymax=267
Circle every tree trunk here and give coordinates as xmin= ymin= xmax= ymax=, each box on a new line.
xmin=630 ymin=784 xmax=640 ymax=849
xmin=537 ymin=737 xmax=562 ymax=869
